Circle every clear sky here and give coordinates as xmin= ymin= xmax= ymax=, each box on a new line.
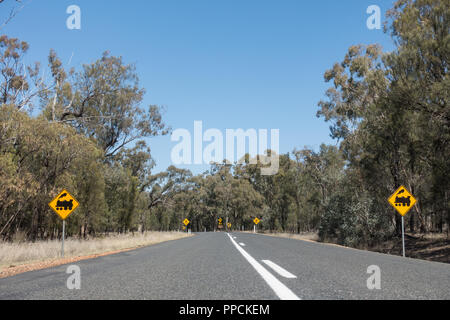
xmin=3 ymin=0 xmax=396 ymax=174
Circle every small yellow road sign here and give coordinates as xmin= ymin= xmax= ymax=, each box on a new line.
xmin=183 ymin=219 xmax=190 ymax=226
xmin=48 ymin=189 xmax=79 ymax=220
xmin=253 ymin=217 xmax=260 ymax=225
xmin=218 ymin=218 xmax=223 ymax=224
xmin=388 ymin=186 xmax=417 ymax=216
xmin=227 ymin=222 xmax=231 ymax=228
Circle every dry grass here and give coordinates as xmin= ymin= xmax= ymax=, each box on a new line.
xmin=0 ymin=231 xmax=192 ymax=271
xmin=254 ymin=231 xmax=319 ymax=242
xmin=370 ymin=232 xmax=450 ymax=263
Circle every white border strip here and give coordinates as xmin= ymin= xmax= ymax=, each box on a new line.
xmin=262 ymin=260 xmax=297 ymax=279
xmin=226 ymin=233 xmax=300 ymax=300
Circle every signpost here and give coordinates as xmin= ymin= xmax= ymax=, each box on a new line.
xmin=253 ymin=217 xmax=260 ymax=233
xmin=183 ymin=219 xmax=190 ymax=232
xmin=48 ymin=189 xmax=79 ymax=257
xmin=388 ymin=185 xmax=417 ymax=258
xmin=218 ymin=218 xmax=223 ymax=230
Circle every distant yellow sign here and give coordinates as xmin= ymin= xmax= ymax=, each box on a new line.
xmin=183 ymin=219 xmax=190 ymax=226
xmin=48 ymin=189 xmax=79 ymax=220
xmin=227 ymin=222 xmax=231 ymax=228
xmin=388 ymin=186 xmax=417 ymax=216
xmin=218 ymin=218 xmax=223 ymax=224
xmin=253 ymin=217 xmax=260 ymax=225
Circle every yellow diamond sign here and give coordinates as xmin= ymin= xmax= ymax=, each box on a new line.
xmin=183 ymin=219 xmax=190 ymax=226
xmin=253 ymin=217 xmax=260 ymax=225
xmin=388 ymin=186 xmax=417 ymax=217
xmin=49 ymin=189 xmax=79 ymax=220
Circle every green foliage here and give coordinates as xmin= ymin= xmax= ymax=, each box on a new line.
xmin=317 ymin=0 xmax=449 ymax=239
xmin=319 ymin=175 xmax=393 ymax=247
xmin=0 ymin=105 xmax=103 ymax=239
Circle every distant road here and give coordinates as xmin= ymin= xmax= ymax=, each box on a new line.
xmin=1 ymin=232 xmax=449 ymax=300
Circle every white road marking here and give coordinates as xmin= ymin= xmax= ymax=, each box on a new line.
xmin=262 ymin=260 xmax=297 ymax=279
xmin=226 ymin=233 xmax=300 ymax=300
xmin=239 ymin=242 xmax=246 ymax=246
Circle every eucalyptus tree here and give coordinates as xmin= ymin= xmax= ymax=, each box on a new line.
xmin=40 ymin=51 xmax=169 ymax=158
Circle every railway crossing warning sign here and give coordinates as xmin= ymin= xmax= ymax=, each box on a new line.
xmin=48 ymin=189 xmax=79 ymax=258
xmin=253 ymin=217 xmax=260 ymax=225
xmin=49 ymin=189 xmax=79 ymax=220
xmin=388 ymin=186 xmax=417 ymax=216
xmin=183 ymin=219 xmax=190 ymax=226
xmin=388 ymin=185 xmax=417 ymax=258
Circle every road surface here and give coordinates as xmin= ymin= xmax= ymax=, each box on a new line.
xmin=0 ymin=232 xmax=449 ymax=300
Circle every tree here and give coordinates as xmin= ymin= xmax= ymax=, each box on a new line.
xmin=0 ymin=35 xmax=41 ymax=110
xmin=143 ymin=166 xmax=192 ymax=231
xmin=41 ymin=51 xmax=170 ymax=158
xmin=0 ymin=0 xmax=26 ymax=30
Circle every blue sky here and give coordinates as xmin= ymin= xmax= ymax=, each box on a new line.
xmin=3 ymin=0 xmax=396 ymax=174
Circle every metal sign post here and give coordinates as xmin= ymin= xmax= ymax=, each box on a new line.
xmin=62 ymin=220 xmax=65 ymax=257
xmin=401 ymin=216 xmax=405 ymax=257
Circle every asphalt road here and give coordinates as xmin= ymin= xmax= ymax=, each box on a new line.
xmin=0 ymin=232 xmax=449 ymax=300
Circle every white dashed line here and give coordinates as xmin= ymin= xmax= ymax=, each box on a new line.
xmin=226 ymin=233 xmax=300 ymax=300
xmin=262 ymin=260 xmax=297 ymax=279
xmin=239 ymin=242 xmax=246 ymax=246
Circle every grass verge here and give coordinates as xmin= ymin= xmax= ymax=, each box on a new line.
xmin=254 ymin=231 xmax=319 ymax=242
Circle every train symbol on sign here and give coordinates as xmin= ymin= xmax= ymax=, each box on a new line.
xmin=388 ymin=186 xmax=416 ymax=217
xmin=56 ymin=194 xmax=74 ymax=211
xmin=49 ymin=189 xmax=79 ymax=220
xmin=394 ymin=189 xmax=411 ymax=207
